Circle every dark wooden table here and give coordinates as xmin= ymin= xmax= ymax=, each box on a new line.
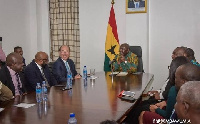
xmin=0 ymin=72 xmax=153 ymax=124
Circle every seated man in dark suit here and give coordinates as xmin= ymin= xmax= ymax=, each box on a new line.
xmin=14 ymin=46 xmax=26 ymax=66
xmin=0 ymin=52 xmax=26 ymax=96
xmin=25 ymin=52 xmax=56 ymax=91
xmin=53 ymin=45 xmax=81 ymax=84
xmin=24 ymin=51 xmax=57 ymax=92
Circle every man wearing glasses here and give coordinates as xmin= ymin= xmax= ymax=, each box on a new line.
xmin=24 ymin=51 xmax=57 ymax=92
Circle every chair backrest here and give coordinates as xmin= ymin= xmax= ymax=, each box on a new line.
xmin=129 ymin=46 xmax=144 ymax=72
xmin=48 ymin=61 xmax=54 ymax=74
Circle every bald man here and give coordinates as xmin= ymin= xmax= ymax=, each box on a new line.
xmin=0 ymin=52 xmax=25 ymax=96
xmin=53 ymin=45 xmax=81 ymax=84
xmin=175 ymin=81 xmax=200 ymax=124
xmin=24 ymin=52 xmax=56 ymax=92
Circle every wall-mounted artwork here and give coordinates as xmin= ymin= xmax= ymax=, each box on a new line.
xmin=126 ymin=0 xmax=147 ymax=14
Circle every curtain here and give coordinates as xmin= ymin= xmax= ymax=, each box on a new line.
xmin=49 ymin=0 xmax=80 ymax=72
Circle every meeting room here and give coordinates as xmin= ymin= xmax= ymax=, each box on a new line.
xmin=0 ymin=0 xmax=200 ymax=124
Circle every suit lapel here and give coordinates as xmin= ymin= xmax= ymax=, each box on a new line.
xmin=59 ymin=57 xmax=67 ymax=74
xmin=32 ymin=61 xmax=44 ymax=81
xmin=4 ymin=66 xmax=16 ymax=96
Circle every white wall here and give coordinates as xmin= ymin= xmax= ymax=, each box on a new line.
xmin=0 ymin=0 xmax=50 ymax=64
xmin=0 ymin=0 xmax=29 ymax=60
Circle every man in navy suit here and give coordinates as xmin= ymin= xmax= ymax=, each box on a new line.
xmin=0 ymin=52 xmax=26 ymax=96
xmin=53 ymin=45 xmax=81 ymax=84
xmin=128 ymin=0 xmax=145 ymax=8
xmin=24 ymin=52 xmax=57 ymax=92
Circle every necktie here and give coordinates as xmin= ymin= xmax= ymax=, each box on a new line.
xmin=15 ymin=73 xmax=23 ymax=95
xmin=65 ymin=62 xmax=70 ymax=73
xmin=136 ymin=2 xmax=139 ymax=8
xmin=41 ymin=68 xmax=50 ymax=87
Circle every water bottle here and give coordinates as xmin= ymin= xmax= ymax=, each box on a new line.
xmin=42 ymin=81 xmax=48 ymax=101
xmin=36 ymin=83 xmax=42 ymax=103
xmin=83 ymin=66 xmax=87 ymax=79
xmin=83 ymin=78 xmax=87 ymax=91
xmin=68 ymin=113 xmax=77 ymax=124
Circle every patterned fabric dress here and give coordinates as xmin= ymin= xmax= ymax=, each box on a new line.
xmin=191 ymin=60 xmax=200 ymax=67
xmin=112 ymin=51 xmax=138 ymax=73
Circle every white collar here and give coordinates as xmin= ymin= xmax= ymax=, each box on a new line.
xmin=61 ymin=58 xmax=67 ymax=64
xmin=35 ymin=62 xmax=42 ymax=71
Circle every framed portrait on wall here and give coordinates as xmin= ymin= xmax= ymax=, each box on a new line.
xmin=126 ymin=0 xmax=147 ymax=14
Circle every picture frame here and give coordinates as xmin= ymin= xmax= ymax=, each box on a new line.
xmin=126 ymin=0 xmax=147 ymax=14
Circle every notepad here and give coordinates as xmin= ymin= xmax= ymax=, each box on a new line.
xmin=116 ymin=72 xmax=128 ymax=76
xmin=14 ymin=103 xmax=35 ymax=108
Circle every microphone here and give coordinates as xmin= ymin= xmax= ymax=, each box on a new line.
xmin=109 ymin=59 xmax=116 ymax=65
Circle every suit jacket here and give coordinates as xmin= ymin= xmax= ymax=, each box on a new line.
xmin=24 ymin=60 xmax=57 ymax=92
xmin=0 ymin=65 xmax=26 ymax=96
xmin=53 ymin=57 xmax=77 ymax=84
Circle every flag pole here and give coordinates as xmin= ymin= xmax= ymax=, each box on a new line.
xmin=111 ymin=0 xmax=115 ymax=5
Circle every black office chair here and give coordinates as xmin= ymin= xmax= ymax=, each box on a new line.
xmin=129 ymin=46 xmax=144 ymax=72
xmin=48 ymin=61 xmax=54 ymax=74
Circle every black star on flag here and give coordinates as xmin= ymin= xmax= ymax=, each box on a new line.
xmin=107 ymin=45 xmax=116 ymax=55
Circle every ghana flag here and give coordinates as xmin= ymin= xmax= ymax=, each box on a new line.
xmin=104 ymin=4 xmax=120 ymax=71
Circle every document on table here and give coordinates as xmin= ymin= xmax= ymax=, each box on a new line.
xmin=111 ymin=72 xmax=120 ymax=75
xmin=116 ymin=72 xmax=128 ymax=76
xmin=14 ymin=103 xmax=35 ymax=108
xmin=89 ymin=76 xmax=98 ymax=79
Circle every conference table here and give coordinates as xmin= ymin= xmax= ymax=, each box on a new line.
xmin=0 ymin=72 xmax=153 ymax=124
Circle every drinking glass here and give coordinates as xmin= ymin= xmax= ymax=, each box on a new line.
xmin=90 ymin=69 xmax=95 ymax=79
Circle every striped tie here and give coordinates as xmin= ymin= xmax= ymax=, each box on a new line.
xmin=65 ymin=62 xmax=70 ymax=73
xmin=41 ymin=68 xmax=50 ymax=87
xmin=136 ymin=2 xmax=139 ymax=8
xmin=15 ymin=73 xmax=23 ymax=95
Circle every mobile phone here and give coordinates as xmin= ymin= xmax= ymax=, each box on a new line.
xmin=122 ymin=91 xmax=135 ymax=97
xmin=61 ymin=87 xmax=71 ymax=91
xmin=121 ymin=96 xmax=136 ymax=102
